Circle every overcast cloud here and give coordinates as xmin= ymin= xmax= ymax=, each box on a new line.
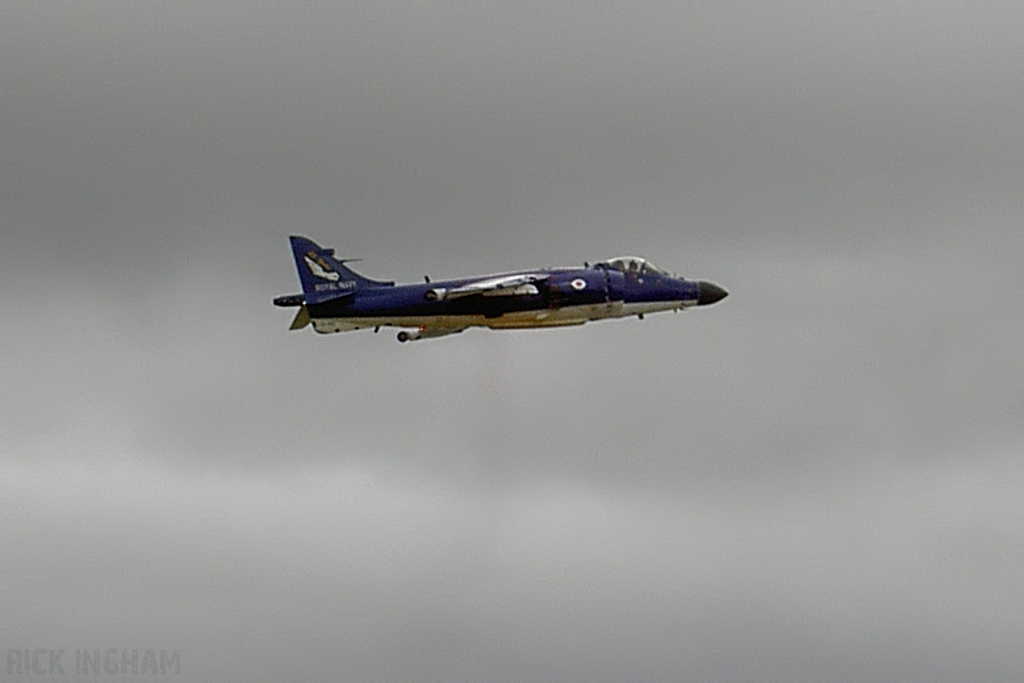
xmin=2 ymin=2 xmax=1023 ymax=681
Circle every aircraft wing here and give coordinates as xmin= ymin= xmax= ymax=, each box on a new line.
xmin=440 ymin=273 xmax=549 ymax=300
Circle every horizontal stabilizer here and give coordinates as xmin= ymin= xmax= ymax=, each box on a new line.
xmin=289 ymin=306 xmax=311 ymax=330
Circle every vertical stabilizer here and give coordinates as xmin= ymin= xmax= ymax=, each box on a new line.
xmin=288 ymin=235 xmax=392 ymax=304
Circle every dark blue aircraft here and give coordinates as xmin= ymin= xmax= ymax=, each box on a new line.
xmin=274 ymin=236 xmax=727 ymax=342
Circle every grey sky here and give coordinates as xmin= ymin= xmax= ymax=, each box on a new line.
xmin=2 ymin=2 xmax=1023 ymax=681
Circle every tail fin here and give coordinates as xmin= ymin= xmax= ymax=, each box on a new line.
xmin=289 ymin=235 xmax=393 ymax=304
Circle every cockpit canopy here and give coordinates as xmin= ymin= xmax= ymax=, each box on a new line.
xmin=597 ymin=256 xmax=673 ymax=277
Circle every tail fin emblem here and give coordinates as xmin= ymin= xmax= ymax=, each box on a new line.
xmin=304 ymin=253 xmax=340 ymax=282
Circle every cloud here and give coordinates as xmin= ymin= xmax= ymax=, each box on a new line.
xmin=3 ymin=446 xmax=1023 ymax=680
xmin=2 ymin=2 xmax=1023 ymax=680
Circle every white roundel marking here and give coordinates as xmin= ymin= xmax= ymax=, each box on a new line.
xmin=570 ymin=278 xmax=587 ymax=291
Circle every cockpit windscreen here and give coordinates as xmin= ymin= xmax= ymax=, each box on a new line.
xmin=598 ymin=256 xmax=672 ymax=277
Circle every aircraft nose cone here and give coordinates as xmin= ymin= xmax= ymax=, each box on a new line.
xmin=696 ymin=281 xmax=728 ymax=306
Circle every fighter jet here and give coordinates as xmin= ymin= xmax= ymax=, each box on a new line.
xmin=274 ymin=235 xmax=727 ymax=342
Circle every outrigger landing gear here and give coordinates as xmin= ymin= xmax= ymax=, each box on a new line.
xmin=397 ymin=327 xmax=466 ymax=343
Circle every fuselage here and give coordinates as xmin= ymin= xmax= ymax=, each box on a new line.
xmin=306 ymin=266 xmax=706 ymax=334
